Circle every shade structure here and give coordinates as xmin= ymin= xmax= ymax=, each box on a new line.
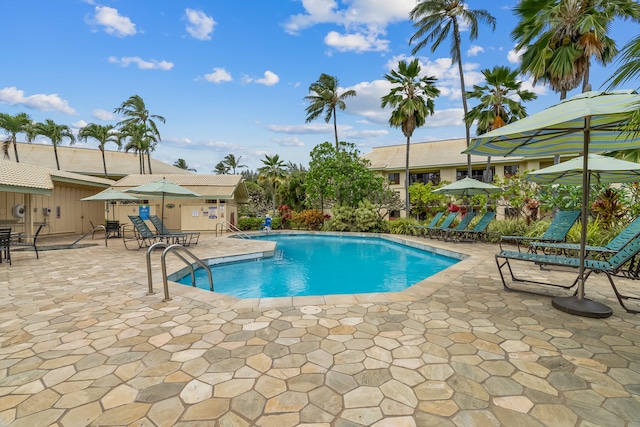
xmin=123 ymin=178 xmax=201 ymax=223
xmin=465 ymin=90 xmax=640 ymax=318
xmin=433 ymin=177 xmax=502 ymax=197
xmin=527 ymin=154 xmax=640 ymax=185
xmin=81 ymin=188 xmax=139 ymax=220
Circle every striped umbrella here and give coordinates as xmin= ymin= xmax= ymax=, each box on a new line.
xmin=527 ymin=154 xmax=640 ymax=185
xmin=464 ymin=90 xmax=640 ymax=319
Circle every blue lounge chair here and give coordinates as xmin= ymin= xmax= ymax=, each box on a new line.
xmin=441 ymin=212 xmax=477 ymax=241
xmin=530 ymin=216 xmax=640 ymax=259
xmin=448 ymin=211 xmax=496 ymax=242
xmin=496 ymin=233 xmax=640 ymax=313
xmin=500 ymin=210 xmax=581 ymax=251
xmin=411 ymin=212 xmax=444 ymax=237
xmin=426 ymin=211 xmax=459 ymax=239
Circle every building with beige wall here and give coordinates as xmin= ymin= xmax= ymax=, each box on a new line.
xmin=363 ymin=138 xmax=573 ymax=218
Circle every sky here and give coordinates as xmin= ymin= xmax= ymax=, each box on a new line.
xmin=2 ymin=0 xmax=640 ymax=173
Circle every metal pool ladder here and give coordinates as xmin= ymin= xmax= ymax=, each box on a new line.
xmin=146 ymin=242 xmax=213 ymax=301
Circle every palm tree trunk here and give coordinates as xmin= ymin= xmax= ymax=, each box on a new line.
xmin=101 ymin=149 xmax=108 ymax=178
xmin=484 ymin=156 xmax=492 ymax=183
xmin=453 ymin=22 xmax=472 ymax=177
xmin=333 ymin=109 xmax=339 ymax=150
xmin=147 ymin=149 xmax=153 ymax=174
xmin=53 ymin=144 xmax=60 ymax=170
xmin=12 ymin=139 xmax=19 ymax=163
xmin=405 ymin=135 xmax=411 ymax=215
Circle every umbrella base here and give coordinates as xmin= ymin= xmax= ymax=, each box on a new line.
xmin=552 ymin=296 xmax=612 ymax=318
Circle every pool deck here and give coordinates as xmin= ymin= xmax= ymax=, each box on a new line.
xmin=1 ymin=231 xmax=639 ymax=426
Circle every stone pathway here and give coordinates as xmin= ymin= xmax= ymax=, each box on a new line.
xmin=0 ymin=232 xmax=639 ymax=426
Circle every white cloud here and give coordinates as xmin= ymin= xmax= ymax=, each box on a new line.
xmin=92 ymin=109 xmax=117 ymax=121
xmin=245 ymin=71 xmax=280 ymax=86
xmin=273 ymin=137 xmax=305 ymax=147
xmin=91 ymin=6 xmax=136 ymax=37
xmin=267 ymin=123 xmax=343 ymax=134
xmin=164 ymin=136 xmax=193 ymax=145
xmin=467 ymin=45 xmax=484 ymax=57
xmin=324 ymin=30 xmax=388 ymax=53
xmin=185 ymin=8 xmax=216 ymax=40
xmin=72 ymin=120 xmax=88 ymax=129
xmin=108 ymin=56 xmax=174 ymax=70
xmin=0 ymin=87 xmax=77 ymax=115
xmin=508 ymin=46 xmax=522 ymax=64
xmin=204 ymin=67 xmax=232 ymax=83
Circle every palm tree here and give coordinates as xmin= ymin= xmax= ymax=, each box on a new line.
xmin=381 ymin=59 xmax=440 ymax=215
xmin=409 ymin=0 xmax=496 ymax=176
xmin=114 ymin=95 xmax=166 ymax=174
xmin=464 ymin=65 xmax=537 ymax=181
xmin=0 ymin=112 xmax=31 ymax=162
xmin=222 ymin=154 xmax=247 ymax=174
xmin=78 ymin=123 xmax=120 ymax=178
xmin=31 ymin=119 xmax=75 ymax=170
xmin=119 ymin=122 xmax=156 ymax=174
xmin=304 ymin=74 xmax=357 ymax=149
xmin=257 ymin=154 xmax=287 ymax=214
xmin=174 ymin=158 xmax=196 ymax=172
xmin=513 ymin=0 xmax=640 ymax=98
xmin=213 ymin=161 xmax=230 ymax=174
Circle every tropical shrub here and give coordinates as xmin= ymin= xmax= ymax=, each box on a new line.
xmin=322 ymin=200 xmax=383 ymax=232
xmin=238 ymin=216 xmax=281 ymax=231
xmin=387 ymin=218 xmax=420 ymax=235
xmin=291 ymin=209 xmax=326 ymax=230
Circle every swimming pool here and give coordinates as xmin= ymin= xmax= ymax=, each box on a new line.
xmin=176 ymin=234 xmax=460 ymax=298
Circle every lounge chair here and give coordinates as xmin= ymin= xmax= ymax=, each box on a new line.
xmin=124 ymin=215 xmax=180 ymax=250
xmin=411 ymin=212 xmax=444 ymax=237
xmin=447 ymin=211 xmax=496 ymax=242
xmin=11 ymin=224 xmax=44 ymax=259
xmin=496 ymin=233 xmax=640 ymax=313
xmin=500 ymin=210 xmax=581 ymax=252
xmin=0 ymin=228 xmax=11 ymax=265
xmin=529 ymin=216 xmax=640 ymax=259
xmin=425 ymin=211 xmax=459 ymax=239
xmin=149 ymin=215 xmax=200 ymax=246
xmin=441 ymin=211 xmax=477 ymax=241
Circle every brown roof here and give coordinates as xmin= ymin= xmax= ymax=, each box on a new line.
xmin=0 ymin=159 xmax=113 ymax=194
xmin=13 ymin=142 xmax=189 ymax=178
xmin=362 ymin=138 xmax=529 ymax=171
xmin=111 ymin=174 xmax=249 ymax=202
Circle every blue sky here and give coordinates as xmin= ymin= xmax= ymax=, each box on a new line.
xmin=2 ymin=0 xmax=639 ymax=173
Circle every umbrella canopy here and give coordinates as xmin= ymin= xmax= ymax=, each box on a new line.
xmin=81 ymin=188 xmax=140 ymax=220
xmin=465 ymin=90 xmax=640 ymax=318
xmin=433 ymin=177 xmax=502 ymax=196
xmin=124 ymin=178 xmax=201 ymax=222
xmin=527 ymin=154 xmax=640 ymax=185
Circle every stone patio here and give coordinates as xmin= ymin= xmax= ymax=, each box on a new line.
xmin=1 ymin=231 xmax=639 ymax=427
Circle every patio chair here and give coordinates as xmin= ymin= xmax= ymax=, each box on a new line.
xmin=447 ymin=211 xmax=496 ymax=243
xmin=124 ymin=215 xmax=176 ymax=250
xmin=11 ymin=224 xmax=44 ymax=259
xmin=411 ymin=212 xmax=444 ymax=237
xmin=425 ymin=211 xmax=459 ymax=239
xmin=529 ymin=216 xmax=640 ymax=259
xmin=441 ymin=211 xmax=477 ymax=241
xmin=0 ymin=228 xmax=11 ymax=265
xmin=149 ymin=215 xmax=199 ymax=246
xmin=496 ymin=233 xmax=640 ymax=313
xmin=500 ymin=210 xmax=581 ymax=252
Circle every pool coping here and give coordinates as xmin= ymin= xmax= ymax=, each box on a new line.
xmin=167 ymin=231 xmax=477 ymax=310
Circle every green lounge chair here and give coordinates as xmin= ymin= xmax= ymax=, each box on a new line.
xmin=496 ymin=233 xmax=640 ymax=313
xmin=426 ymin=211 xmax=459 ymax=239
xmin=411 ymin=212 xmax=444 ymax=237
xmin=529 ymin=216 xmax=640 ymax=259
xmin=500 ymin=210 xmax=581 ymax=252
xmin=149 ymin=215 xmax=200 ymax=246
xmin=124 ymin=216 xmax=181 ymax=250
xmin=441 ymin=212 xmax=476 ymax=241
xmin=447 ymin=211 xmax=496 ymax=242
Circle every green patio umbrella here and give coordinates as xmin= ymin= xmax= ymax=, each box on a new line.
xmin=433 ymin=177 xmax=501 ymax=196
xmin=123 ymin=178 xmax=201 ymax=223
xmin=81 ymin=188 xmax=139 ymax=220
xmin=527 ymin=154 xmax=640 ymax=185
xmin=465 ymin=90 xmax=640 ymax=318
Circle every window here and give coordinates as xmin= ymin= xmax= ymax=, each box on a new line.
xmin=504 ymin=165 xmax=519 ymax=177
xmin=410 ymin=172 xmax=440 ymax=185
xmin=456 ymin=168 xmax=493 ymax=181
xmin=388 ymin=173 xmax=400 ymax=185
xmin=389 ymin=210 xmax=401 ymax=219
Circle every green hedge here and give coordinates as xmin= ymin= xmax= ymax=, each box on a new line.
xmin=238 ymin=217 xmax=282 ymax=231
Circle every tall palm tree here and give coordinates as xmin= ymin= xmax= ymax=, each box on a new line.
xmin=213 ymin=162 xmax=230 ymax=174
xmin=31 ymin=119 xmax=75 ymax=170
xmin=222 ymin=154 xmax=247 ymax=174
xmin=409 ymin=0 xmax=496 ymax=176
xmin=304 ymin=74 xmax=357 ymax=149
xmin=78 ymin=123 xmax=120 ymax=178
xmin=464 ymin=65 xmax=537 ymax=181
xmin=257 ymin=154 xmax=287 ymax=214
xmin=0 ymin=112 xmax=31 ymax=162
xmin=119 ymin=122 xmax=156 ymax=174
xmin=512 ymin=0 xmax=640 ymax=98
xmin=174 ymin=158 xmax=196 ymax=172
xmin=114 ymin=95 xmax=166 ymax=174
xmin=381 ymin=59 xmax=440 ymax=215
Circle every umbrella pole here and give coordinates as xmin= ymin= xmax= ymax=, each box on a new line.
xmin=552 ymin=117 xmax=612 ymax=318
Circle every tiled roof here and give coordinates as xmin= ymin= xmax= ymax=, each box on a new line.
xmin=362 ymin=138 xmax=529 ymax=171
xmin=0 ymin=160 xmax=113 ymax=194
xmin=112 ymin=174 xmax=249 ymax=201
xmin=13 ymin=142 xmax=190 ymax=177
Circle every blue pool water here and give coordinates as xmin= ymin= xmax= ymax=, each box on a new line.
xmin=177 ymin=234 xmax=459 ymax=298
